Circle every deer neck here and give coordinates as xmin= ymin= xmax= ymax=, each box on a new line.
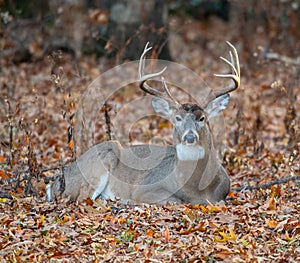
xmin=174 ymin=138 xmax=220 ymax=193
xmin=175 ymin=144 xmax=205 ymax=161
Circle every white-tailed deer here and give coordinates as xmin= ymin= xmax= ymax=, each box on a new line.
xmin=47 ymin=42 xmax=240 ymax=204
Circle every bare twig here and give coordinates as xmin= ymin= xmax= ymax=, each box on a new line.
xmin=265 ymin=52 xmax=300 ymax=66
xmin=4 ymin=99 xmax=13 ymax=167
xmin=104 ymin=102 xmax=112 ymax=140
xmin=232 ymin=175 xmax=300 ymax=192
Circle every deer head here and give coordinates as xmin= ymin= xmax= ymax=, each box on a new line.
xmin=138 ymin=42 xmax=240 ymax=160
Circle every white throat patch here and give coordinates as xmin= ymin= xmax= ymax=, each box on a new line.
xmin=176 ymin=144 xmax=205 ymax=161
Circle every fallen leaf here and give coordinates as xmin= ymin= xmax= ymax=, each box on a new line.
xmin=214 ymin=228 xmax=236 ymax=243
xmin=267 ymin=196 xmax=277 ymax=210
xmin=163 ymin=226 xmax=170 ymax=243
xmin=266 ymin=220 xmax=278 ymax=229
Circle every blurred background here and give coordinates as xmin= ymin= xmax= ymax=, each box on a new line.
xmin=2 ymin=0 xmax=300 ymax=63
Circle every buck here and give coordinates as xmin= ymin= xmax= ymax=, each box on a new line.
xmin=47 ymin=41 xmax=240 ymax=204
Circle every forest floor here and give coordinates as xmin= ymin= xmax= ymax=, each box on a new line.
xmin=0 ymin=14 xmax=300 ymax=262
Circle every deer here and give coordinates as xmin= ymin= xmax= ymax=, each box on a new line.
xmin=47 ymin=41 xmax=240 ymax=205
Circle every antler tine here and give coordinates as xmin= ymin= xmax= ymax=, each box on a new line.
xmin=213 ymin=41 xmax=241 ymax=98
xmin=161 ymin=77 xmax=180 ymax=106
xmin=138 ymin=42 xmax=167 ymax=97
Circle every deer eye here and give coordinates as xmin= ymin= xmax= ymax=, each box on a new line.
xmin=175 ymin=115 xmax=182 ymax=122
xmin=199 ymin=116 xmax=205 ymax=122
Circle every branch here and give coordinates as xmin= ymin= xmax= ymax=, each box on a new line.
xmin=232 ymin=175 xmax=300 ymax=192
xmin=265 ymin=52 xmax=300 ymax=66
xmin=104 ymin=102 xmax=112 ymax=140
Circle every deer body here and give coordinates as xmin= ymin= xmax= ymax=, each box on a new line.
xmin=49 ymin=141 xmax=229 ymax=204
xmin=47 ymin=42 xmax=240 ymax=204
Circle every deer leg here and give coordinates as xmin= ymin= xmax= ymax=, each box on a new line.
xmin=91 ymin=172 xmax=109 ymax=200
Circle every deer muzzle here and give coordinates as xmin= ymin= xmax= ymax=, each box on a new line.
xmin=182 ymin=130 xmax=199 ymax=145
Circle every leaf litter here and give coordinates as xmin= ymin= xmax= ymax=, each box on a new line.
xmin=1 ymin=3 xmax=300 ymax=261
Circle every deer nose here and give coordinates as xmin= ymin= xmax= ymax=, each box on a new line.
xmin=183 ymin=131 xmax=198 ymax=144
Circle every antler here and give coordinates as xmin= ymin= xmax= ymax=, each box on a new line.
xmin=138 ymin=42 xmax=180 ymax=105
xmin=213 ymin=41 xmax=241 ymax=98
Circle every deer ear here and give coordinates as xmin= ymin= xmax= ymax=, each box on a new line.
xmin=152 ymin=97 xmax=174 ymax=118
xmin=205 ymin=94 xmax=230 ymax=119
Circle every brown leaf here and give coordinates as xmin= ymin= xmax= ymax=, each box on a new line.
xmin=267 ymin=196 xmax=277 ymax=210
xmin=163 ymin=226 xmax=170 ymax=243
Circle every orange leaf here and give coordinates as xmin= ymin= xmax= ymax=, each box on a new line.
xmin=228 ymin=191 xmax=236 ymax=198
xmin=267 ymin=196 xmax=277 ymax=210
xmin=266 ymin=220 xmax=278 ymax=229
xmin=0 ymin=155 xmax=5 ymax=163
xmin=57 ymin=234 xmax=67 ymax=242
xmin=69 ymin=139 xmax=74 ymax=150
xmin=0 ymin=170 xmax=9 ymax=179
xmin=83 ymin=197 xmax=93 ymax=206
xmin=146 ymin=229 xmax=154 ymax=237
xmin=70 ymin=101 xmax=75 ymax=109
xmin=163 ymin=226 xmax=170 ymax=243
xmin=62 ymin=215 xmax=69 ymax=223
xmin=16 ymin=225 xmax=22 ymax=233
xmin=119 ymin=216 xmax=127 ymax=224
xmin=17 ymin=187 xmax=23 ymax=195
xmin=194 ymin=204 xmax=208 ymax=213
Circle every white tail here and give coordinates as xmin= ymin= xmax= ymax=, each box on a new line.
xmin=47 ymin=42 xmax=240 ymax=204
